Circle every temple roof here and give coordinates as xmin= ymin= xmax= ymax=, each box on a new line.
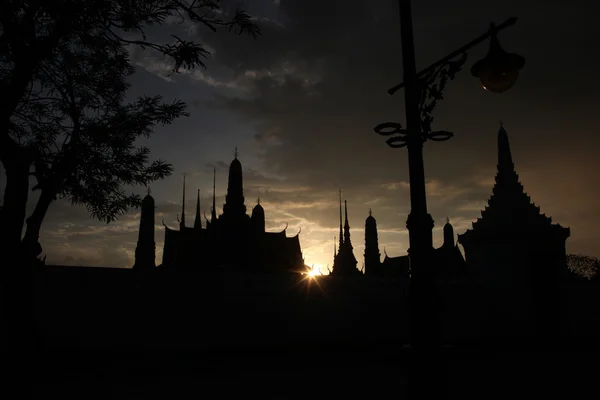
xmin=381 ymin=255 xmax=410 ymax=277
xmin=252 ymin=202 xmax=264 ymax=216
xmin=459 ymin=125 xmax=570 ymax=245
xmin=142 ymin=193 xmax=154 ymax=205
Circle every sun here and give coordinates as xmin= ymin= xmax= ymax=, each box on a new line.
xmin=308 ymin=264 xmax=322 ymax=277
xmin=302 ymin=264 xmax=322 ymax=277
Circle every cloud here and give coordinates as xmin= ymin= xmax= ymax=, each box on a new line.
xmin=13 ymin=0 xmax=599 ymax=271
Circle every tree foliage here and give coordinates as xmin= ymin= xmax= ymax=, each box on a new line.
xmin=0 ymin=0 xmax=260 ymax=257
xmin=25 ymin=35 xmax=187 ymax=222
xmin=567 ymin=254 xmax=600 ymax=280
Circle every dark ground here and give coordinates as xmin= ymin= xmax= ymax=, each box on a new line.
xmin=2 ymin=265 xmax=599 ymax=399
xmin=30 ymin=344 xmax=598 ymax=399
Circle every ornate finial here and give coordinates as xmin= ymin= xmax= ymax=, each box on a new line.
xmin=257 ymin=196 xmax=260 ymax=205
xmin=446 ymin=216 xmax=450 ymax=224
xmin=234 ymin=147 xmax=238 ymax=159
xmin=369 ymin=208 xmax=372 ymax=216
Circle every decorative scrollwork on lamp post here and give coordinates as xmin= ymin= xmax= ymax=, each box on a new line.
xmin=375 ymin=51 xmax=467 ymax=149
xmin=418 ymin=51 xmax=467 ymax=138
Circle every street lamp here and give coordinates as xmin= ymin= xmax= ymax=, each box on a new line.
xmin=374 ymin=0 xmax=524 ymax=396
xmin=471 ymin=25 xmax=526 ymax=93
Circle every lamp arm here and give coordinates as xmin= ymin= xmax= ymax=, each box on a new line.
xmin=375 ymin=52 xmax=466 ymax=148
xmin=388 ymin=17 xmax=518 ymax=95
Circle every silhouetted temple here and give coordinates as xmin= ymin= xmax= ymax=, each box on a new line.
xmin=331 ymin=191 xmax=361 ymax=276
xmin=133 ymin=190 xmax=156 ymax=271
xmin=143 ymin=151 xmax=304 ymax=272
xmin=364 ymin=208 xmax=381 ymax=276
xmin=458 ymin=125 xmax=570 ymax=338
xmin=364 ymin=211 xmax=467 ymax=280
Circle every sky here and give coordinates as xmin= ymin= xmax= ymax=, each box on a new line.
xmin=2 ymin=0 xmax=599 ymax=272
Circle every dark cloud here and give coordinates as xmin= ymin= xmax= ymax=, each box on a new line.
xmin=193 ymin=0 xmax=600 ymax=261
xmin=7 ymin=0 xmax=598 ymax=270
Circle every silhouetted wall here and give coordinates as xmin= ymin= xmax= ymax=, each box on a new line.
xmin=26 ymin=266 xmax=600 ymax=352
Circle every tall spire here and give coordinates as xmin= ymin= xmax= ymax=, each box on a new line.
xmin=443 ymin=217 xmax=455 ymax=248
xmin=498 ymin=123 xmax=514 ymax=174
xmin=343 ymin=200 xmax=352 ymax=247
xmin=133 ymin=191 xmax=156 ymax=271
xmin=459 ymin=124 xmax=571 ymax=250
xmin=364 ymin=208 xmax=380 ymax=276
xmin=180 ymin=175 xmax=186 ymax=230
xmin=211 ymin=168 xmax=217 ymax=222
xmin=194 ymin=189 xmax=202 ymax=229
xmin=332 ymin=198 xmax=358 ymax=276
xmin=338 ymin=189 xmax=344 ymax=249
xmin=334 ymin=235 xmax=337 ymax=257
xmin=223 ymin=148 xmax=246 ymax=219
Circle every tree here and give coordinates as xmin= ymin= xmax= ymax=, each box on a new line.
xmin=0 ymin=0 xmax=261 ymax=376
xmin=0 ymin=0 xmax=260 ymax=262
xmin=567 ymin=254 xmax=600 ymax=280
xmin=19 ymin=34 xmax=186 ymax=260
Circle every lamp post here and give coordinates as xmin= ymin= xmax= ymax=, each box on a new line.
xmin=375 ymin=0 xmax=524 ymax=396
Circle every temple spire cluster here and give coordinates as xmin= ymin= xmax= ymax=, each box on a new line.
xmin=152 ymin=149 xmax=304 ymax=273
xmin=332 ymin=190 xmax=359 ymax=276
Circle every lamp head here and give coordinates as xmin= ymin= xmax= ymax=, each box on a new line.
xmin=471 ymin=26 xmax=525 ymax=93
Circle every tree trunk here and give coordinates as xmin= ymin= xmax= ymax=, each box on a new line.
xmin=0 ymin=151 xmax=31 ymax=254
xmin=0 ymin=151 xmax=37 ymax=396
xmin=22 ymin=187 xmax=54 ymax=260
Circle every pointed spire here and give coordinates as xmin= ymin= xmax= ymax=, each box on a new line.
xmin=194 ymin=189 xmax=202 ymax=229
xmin=211 ymin=168 xmax=217 ymax=222
xmin=369 ymin=208 xmax=372 ymax=216
xmin=234 ymin=146 xmax=238 ymax=159
xmin=344 ymin=200 xmax=349 ymax=229
xmin=180 ymin=175 xmax=186 ymax=230
xmin=334 ymin=235 xmax=337 ymax=257
xmin=443 ymin=217 xmax=455 ymax=248
xmin=257 ymin=196 xmax=260 ymax=205
xmin=343 ymin=199 xmax=352 ymax=247
xmin=364 ymin=204 xmax=380 ymax=276
xmin=134 ymin=186 xmax=156 ymax=271
xmin=498 ymin=123 xmax=514 ymax=173
xmin=147 ymin=187 xmax=151 ymax=196
xmin=224 ymin=146 xmax=246 ymax=219
xmin=338 ymin=189 xmax=344 ymax=249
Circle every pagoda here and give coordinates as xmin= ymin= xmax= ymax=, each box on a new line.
xmin=458 ymin=124 xmax=570 ymax=340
